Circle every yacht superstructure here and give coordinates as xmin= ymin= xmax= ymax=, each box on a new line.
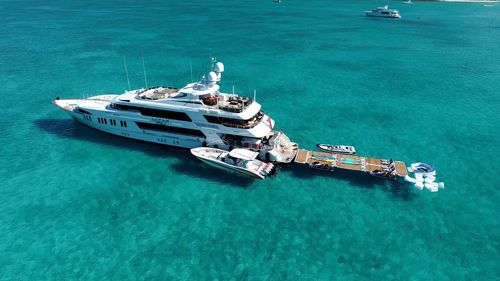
xmin=53 ymin=61 xmax=298 ymax=163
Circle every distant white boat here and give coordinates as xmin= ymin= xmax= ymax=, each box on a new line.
xmin=191 ymin=147 xmax=277 ymax=179
xmin=404 ymin=0 xmax=413 ymax=4
xmin=365 ymin=5 xmax=402 ymax=18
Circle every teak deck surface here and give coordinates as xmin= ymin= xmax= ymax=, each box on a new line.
xmin=294 ymin=149 xmax=408 ymax=177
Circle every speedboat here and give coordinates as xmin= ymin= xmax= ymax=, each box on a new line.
xmin=365 ymin=5 xmax=401 ymax=18
xmin=191 ymin=147 xmax=277 ymax=179
xmin=316 ymin=144 xmax=356 ymax=154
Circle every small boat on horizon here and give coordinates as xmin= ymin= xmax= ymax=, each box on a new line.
xmin=191 ymin=147 xmax=277 ymax=179
xmin=316 ymin=144 xmax=356 ymax=154
xmin=365 ymin=5 xmax=402 ymax=18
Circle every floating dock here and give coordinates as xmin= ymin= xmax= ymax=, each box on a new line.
xmin=294 ymin=149 xmax=408 ymax=178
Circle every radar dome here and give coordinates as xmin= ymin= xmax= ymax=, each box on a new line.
xmin=214 ymin=62 xmax=224 ymax=73
xmin=208 ymin=71 xmax=218 ymax=84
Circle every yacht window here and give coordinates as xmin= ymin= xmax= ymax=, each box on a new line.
xmin=77 ymin=108 xmax=92 ymax=115
xmin=136 ymin=122 xmax=205 ymax=137
xmin=113 ymin=103 xmax=191 ymax=122
xmin=204 ymin=111 xmax=265 ymax=128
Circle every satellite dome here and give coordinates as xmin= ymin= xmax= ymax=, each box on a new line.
xmin=208 ymin=71 xmax=218 ymax=84
xmin=214 ymin=62 xmax=224 ymax=73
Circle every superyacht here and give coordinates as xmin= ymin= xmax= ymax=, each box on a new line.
xmin=53 ymin=60 xmax=298 ymax=163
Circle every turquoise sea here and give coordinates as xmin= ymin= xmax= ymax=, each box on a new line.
xmin=1 ymin=0 xmax=499 ymax=280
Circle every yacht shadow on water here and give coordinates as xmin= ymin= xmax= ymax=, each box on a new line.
xmin=287 ymin=163 xmax=415 ymax=201
xmin=34 ymin=118 xmax=254 ymax=188
xmin=34 ymin=118 xmax=413 ymax=195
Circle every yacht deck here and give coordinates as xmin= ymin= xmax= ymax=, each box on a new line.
xmin=294 ymin=149 xmax=408 ymax=177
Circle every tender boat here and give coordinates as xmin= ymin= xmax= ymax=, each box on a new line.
xmin=365 ymin=5 xmax=401 ymax=18
xmin=191 ymin=147 xmax=277 ymax=179
xmin=316 ymin=144 xmax=356 ymax=154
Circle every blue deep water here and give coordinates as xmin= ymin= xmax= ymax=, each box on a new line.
xmin=1 ymin=0 xmax=499 ymax=280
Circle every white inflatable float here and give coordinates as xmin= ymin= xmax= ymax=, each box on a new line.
xmin=405 ymin=163 xmax=444 ymax=192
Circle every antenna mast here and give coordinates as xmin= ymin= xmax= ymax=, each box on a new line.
xmin=254 ymin=89 xmax=256 ymax=101
xmin=123 ymin=56 xmax=131 ymax=91
xmin=141 ymin=51 xmax=148 ymax=88
xmin=190 ymin=61 xmax=193 ymax=82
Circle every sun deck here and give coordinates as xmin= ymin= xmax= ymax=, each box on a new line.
xmin=294 ymin=149 xmax=408 ymax=177
xmin=137 ymin=87 xmax=183 ymax=100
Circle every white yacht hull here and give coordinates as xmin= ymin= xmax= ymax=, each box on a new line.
xmin=365 ymin=12 xmax=401 ymax=18
xmin=52 ymin=98 xmax=297 ymax=164
xmin=72 ymin=115 xmax=204 ymax=148
xmin=54 ymin=99 xmax=205 ymax=149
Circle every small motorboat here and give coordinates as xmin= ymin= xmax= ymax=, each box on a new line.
xmin=308 ymin=161 xmax=334 ymax=172
xmin=191 ymin=147 xmax=277 ymax=179
xmin=316 ymin=144 xmax=356 ymax=154
xmin=365 ymin=5 xmax=401 ymax=18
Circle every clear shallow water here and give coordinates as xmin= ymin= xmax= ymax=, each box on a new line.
xmin=1 ymin=0 xmax=499 ymax=279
